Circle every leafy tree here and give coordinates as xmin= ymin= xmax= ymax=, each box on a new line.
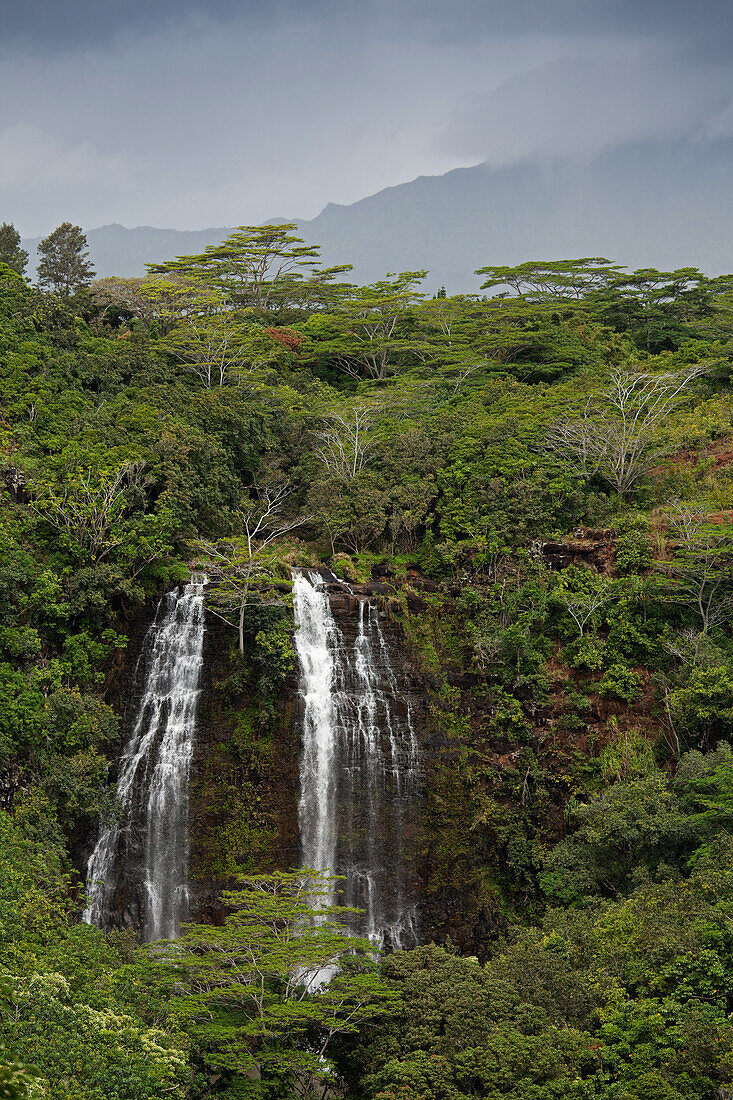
xmin=36 ymin=222 xmax=95 ymax=297
xmin=150 ymin=223 xmax=350 ymax=314
xmin=314 ymin=272 xmax=427 ymax=380
xmin=0 ymin=224 xmax=27 ymax=278
xmin=89 ymin=273 xmax=208 ymax=334
xmin=541 ymin=774 xmax=685 ymax=903
xmin=166 ymin=871 xmax=399 ymax=1098
xmin=309 ymin=470 xmax=389 ymax=556
xmin=477 ymin=256 xmax=621 ymax=299
xmin=667 ymin=664 xmax=733 ymax=750
xmin=30 ymin=460 xmax=174 ymax=579
xmin=554 ymin=569 xmax=615 ymax=638
xmin=339 ymin=944 xmax=593 ymax=1100
xmin=660 ymin=505 xmax=733 ymax=634
xmin=591 ymin=266 xmax=712 ymax=352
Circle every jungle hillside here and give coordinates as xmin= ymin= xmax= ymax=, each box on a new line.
xmin=1 ymin=220 xmax=733 ymax=1100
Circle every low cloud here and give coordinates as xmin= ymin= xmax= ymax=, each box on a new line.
xmin=441 ymin=49 xmax=732 ymax=166
xmin=0 ymin=124 xmax=131 ymax=189
xmin=2 ymin=2 xmax=733 ymax=235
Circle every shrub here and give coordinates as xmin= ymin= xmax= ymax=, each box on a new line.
xmin=598 ymin=664 xmax=643 ymax=703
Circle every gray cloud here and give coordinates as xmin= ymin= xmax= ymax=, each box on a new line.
xmin=1 ymin=0 xmax=732 ymax=235
xmin=443 ymin=48 xmax=733 ymax=164
xmin=7 ymin=1 xmax=732 ymax=52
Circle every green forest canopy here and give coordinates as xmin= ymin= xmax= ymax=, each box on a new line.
xmin=1 ymin=225 xmax=733 ymax=1097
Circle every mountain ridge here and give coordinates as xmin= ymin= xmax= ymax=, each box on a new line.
xmin=21 ymin=138 xmax=733 ymax=290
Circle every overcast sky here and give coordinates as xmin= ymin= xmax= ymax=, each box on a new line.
xmin=3 ymin=0 xmax=733 ymax=235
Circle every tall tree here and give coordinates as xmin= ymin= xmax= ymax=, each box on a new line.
xmin=36 ymin=222 xmax=95 ymax=297
xmin=313 ymin=271 xmax=428 ymax=380
xmin=590 ymin=266 xmax=711 ymax=352
xmin=476 ymin=257 xmax=621 ymax=300
xmin=545 ymin=364 xmax=708 ymax=496
xmin=166 ymin=871 xmax=398 ymax=1098
xmin=0 ymin=224 xmax=27 ymax=278
xmin=149 ymin=223 xmax=350 ymax=313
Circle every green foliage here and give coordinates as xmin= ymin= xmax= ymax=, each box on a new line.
xmin=340 ymin=944 xmax=594 ymax=1100
xmin=668 ymin=664 xmax=733 ymax=748
xmin=541 ymin=773 xmax=684 ymax=903
xmin=165 ymin=871 xmax=399 ymax=1096
xmin=37 ymin=222 xmax=95 ymax=298
xmin=253 ymin=615 xmax=295 ymax=688
xmin=615 ymin=524 xmax=654 ymax=575
xmin=0 ymin=224 xmax=28 ymax=278
xmin=598 ymin=664 xmax=644 ymax=703
xmin=1 ymin=239 xmax=733 ymax=1098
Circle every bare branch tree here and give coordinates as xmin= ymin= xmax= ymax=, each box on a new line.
xmin=559 ymin=582 xmax=614 ymax=637
xmin=314 ymin=406 xmax=378 ymax=479
xmin=545 ymin=365 xmax=708 ymax=495
xmin=163 ymin=313 xmax=275 ymax=387
xmin=200 ymin=486 xmax=305 ymax=652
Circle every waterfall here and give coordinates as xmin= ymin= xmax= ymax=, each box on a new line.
xmin=84 ymin=574 xmax=207 ymax=941
xmin=293 ymin=571 xmax=419 ymax=948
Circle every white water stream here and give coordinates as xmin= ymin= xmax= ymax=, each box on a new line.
xmin=84 ymin=574 xmax=207 ymax=941
xmin=293 ymin=571 xmax=419 ymax=947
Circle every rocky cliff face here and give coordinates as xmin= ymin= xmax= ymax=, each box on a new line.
xmin=92 ymin=559 xmax=618 ymax=951
xmin=188 ymin=571 xmax=431 ymax=941
xmin=187 ymin=608 xmax=302 ymax=924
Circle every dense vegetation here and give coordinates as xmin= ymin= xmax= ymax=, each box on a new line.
xmin=1 ymin=224 xmax=733 ymax=1098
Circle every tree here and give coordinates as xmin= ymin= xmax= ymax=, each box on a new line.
xmin=546 ymin=365 xmax=707 ymax=496
xmin=667 ymin=665 xmax=733 ymax=749
xmin=200 ymin=485 xmax=304 ymax=652
xmin=660 ymin=504 xmax=733 ymax=634
xmin=31 ymin=462 xmax=148 ymax=565
xmin=36 ymin=223 xmax=95 ymax=297
xmin=540 ymin=774 xmax=684 ymax=903
xmin=590 ymin=266 xmax=711 ymax=352
xmin=149 ymin=223 xmax=351 ymax=313
xmin=162 ymin=311 xmax=278 ymax=387
xmin=555 ymin=571 xmax=615 ymax=638
xmin=30 ymin=461 xmax=173 ymax=579
xmin=309 ymin=471 xmax=389 ymax=556
xmin=476 ymin=257 xmax=621 ymax=300
xmin=89 ymin=273 xmax=205 ymax=334
xmin=320 ymin=272 xmax=427 ymax=380
xmin=314 ymin=405 xmax=380 ymax=479
xmin=0 ymin=225 xmax=27 ymax=278
xmin=411 ymin=295 xmax=499 ymax=392
xmin=339 ymin=944 xmax=592 ymax=1100
xmin=166 ymin=871 xmax=399 ymax=1099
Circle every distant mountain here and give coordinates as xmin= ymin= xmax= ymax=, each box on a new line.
xmin=299 ymin=139 xmax=733 ymax=292
xmin=21 ymin=139 xmax=733 ymax=292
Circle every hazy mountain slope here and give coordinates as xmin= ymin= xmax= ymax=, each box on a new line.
xmin=20 ymin=138 xmax=733 ymax=289
xmin=298 ymin=139 xmax=733 ymax=292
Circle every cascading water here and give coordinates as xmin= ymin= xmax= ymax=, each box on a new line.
xmin=84 ymin=574 xmax=207 ymax=942
xmin=294 ymin=571 xmax=419 ymax=948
